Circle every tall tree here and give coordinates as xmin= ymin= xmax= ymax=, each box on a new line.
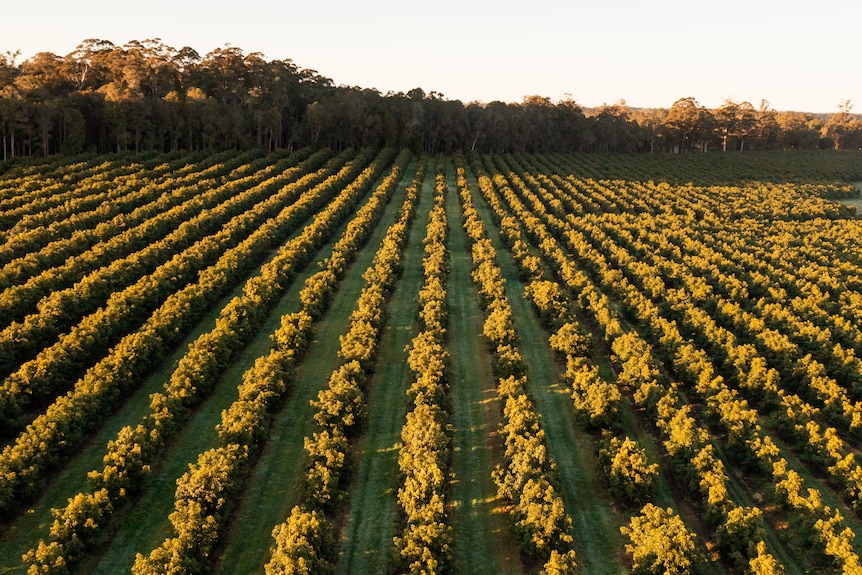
xmin=752 ymin=99 xmax=780 ymax=150
xmin=630 ymin=107 xmax=665 ymax=152
xmin=663 ymin=97 xmax=713 ymax=152
xmin=823 ymin=99 xmax=861 ymax=150
xmin=592 ymin=99 xmax=641 ymax=153
xmin=775 ymin=111 xmax=823 ymax=150
xmin=715 ymin=99 xmax=756 ymax=151
xmin=65 ymin=39 xmax=115 ymax=91
xmin=0 ymin=51 xmax=21 ymax=159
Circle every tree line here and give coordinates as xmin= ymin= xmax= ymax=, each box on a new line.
xmin=2 ymin=39 xmax=861 ymax=159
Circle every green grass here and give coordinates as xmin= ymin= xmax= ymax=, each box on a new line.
xmin=212 ymin=162 xmax=421 ymax=575
xmin=837 ymin=197 xmax=862 ymax=211
xmin=85 ymin=285 xmax=291 ymax=574
xmin=463 ymin=165 xmax=628 ymax=575
xmin=447 ymin=162 xmax=524 ymax=575
xmin=333 ymin=158 xmax=433 ymax=575
xmin=0 ymin=247 xmax=282 ymax=575
xmin=79 ymin=159 xmax=407 ymax=575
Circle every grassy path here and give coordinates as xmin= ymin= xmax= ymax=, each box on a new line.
xmin=462 ymin=163 xmax=627 ymax=574
xmin=84 ymin=252 xmax=332 ymax=574
xmin=475 ymin=156 xmax=734 ymax=572
xmin=212 ymin=162 xmax=420 ymax=575
xmin=333 ymin=158 xmax=433 ymax=575
xmin=0 ymin=234 xmax=295 ymax=575
xmin=82 ymin=158 xmax=405 ymax=575
xmin=497 ymin=153 xmax=810 ymax=573
xmin=446 ymin=161 xmax=522 ymax=575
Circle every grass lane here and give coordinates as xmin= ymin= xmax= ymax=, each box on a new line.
xmin=334 ymin=158 xmax=433 ymax=575
xmin=212 ymin=161 xmax=420 ymax=575
xmin=462 ymin=163 xmax=627 ymax=574
xmin=83 ymin=155 xmax=397 ymax=575
xmin=0 ymin=237 xmax=292 ymax=575
xmin=447 ymin=161 xmax=523 ymax=575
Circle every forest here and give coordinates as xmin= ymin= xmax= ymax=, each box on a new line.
xmin=2 ymin=38 xmax=862 ymax=158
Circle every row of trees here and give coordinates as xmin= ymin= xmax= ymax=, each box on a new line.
xmin=2 ymin=39 xmax=861 ymax=157
xmin=470 ymin=151 xmax=660 ymax=512
xmin=590 ymin=210 xmax=862 ymax=516
xmin=479 ymin=154 xmax=665 ymax=512
xmin=266 ymin=157 xmax=425 ymax=573
xmin=0 ymin=150 xmax=247 ymax=293
xmin=474 ymin=149 xmax=737 ymax=573
xmin=473 ymin=153 xmax=700 ymax=572
xmin=0 ymin=151 xmax=251 ymax=337
xmin=589 ymin=223 xmax=862 ymax=573
xmin=551 ymin=164 xmax=862 ymax=482
xmin=23 ymin=148 xmax=398 ymax=571
xmin=131 ymin=149 xmax=409 ymax=575
xmin=394 ymin=162 xmax=453 ymax=573
xmin=5 ymin=148 xmax=861 ymax=571
xmin=0 ymin=152 xmax=178 ymax=247
xmin=239 ymin=151 xmax=413 ymax=574
xmin=456 ymin=158 xmax=578 ymax=573
xmin=490 ymin=151 xmax=862 ymax=572
xmin=477 ymin=151 xmax=790 ymax=572
xmin=0 ymin=149 xmax=332 ymax=430
xmin=6 ymin=147 xmax=381 ymax=531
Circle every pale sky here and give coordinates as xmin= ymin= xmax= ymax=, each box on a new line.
xmin=3 ymin=0 xmax=859 ymax=113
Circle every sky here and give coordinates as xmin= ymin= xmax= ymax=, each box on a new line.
xmin=2 ymin=0 xmax=859 ymax=113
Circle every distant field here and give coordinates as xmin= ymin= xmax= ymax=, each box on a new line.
xmin=838 ymin=184 xmax=862 ymax=211
xmin=1 ymin=150 xmax=862 ymax=574
xmin=841 ymin=198 xmax=862 ymax=209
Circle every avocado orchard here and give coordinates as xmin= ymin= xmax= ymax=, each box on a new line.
xmin=0 ymin=149 xmax=859 ymax=574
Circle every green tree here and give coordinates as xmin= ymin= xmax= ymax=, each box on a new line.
xmin=568 ymin=360 xmax=620 ymax=427
xmin=541 ymin=549 xmax=579 ymax=575
xmin=663 ymin=97 xmax=713 ymax=152
xmin=748 ymin=541 xmax=785 ymax=575
xmin=716 ymin=99 xmax=756 ymax=151
xmin=715 ymin=506 xmax=766 ymax=568
xmin=599 ymin=435 xmax=658 ymax=503
xmin=266 ymin=506 xmax=334 ymax=575
xmin=823 ymin=99 xmax=860 ymax=150
xmin=775 ymin=110 xmax=823 ymax=149
xmin=621 ymin=504 xmax=698 ymax=575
